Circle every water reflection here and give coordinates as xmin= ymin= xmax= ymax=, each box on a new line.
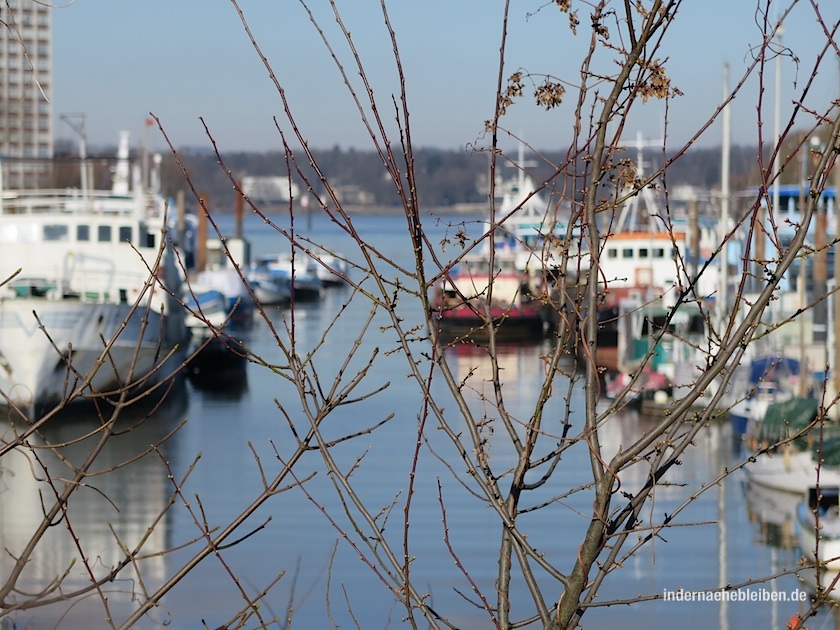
xmin=0 ymin=391 xmax=186 ymax=625
xmin=441 ymin=338 xmax=571 ymax=393
xmin=743 ymin=479 xmax=800 ymax=550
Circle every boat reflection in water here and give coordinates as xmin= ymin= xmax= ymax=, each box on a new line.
xmin=0 ymin=391 xmax=186 ymax=627
xmin=740 ymin=477 xmax=840 ymax=628
xmin=441 ymin=337 xmax=563 ymax=399
xmin=744 ymin=478 xmax=801 ymax=551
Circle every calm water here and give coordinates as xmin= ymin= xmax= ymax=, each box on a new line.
xmin=0 ymin=212 xmax=835 ymax=629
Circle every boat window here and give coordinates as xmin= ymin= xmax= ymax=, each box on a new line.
xmin=137 ymin=224 xmax=152 ymax=248
xmin=638 ymin=248 xmax=648 ymax=259
xmin=622 ymin=248 xmax=634 ymax=259
xmin=0 ymin=225 xmax=16 ymax=244
xmin=98 ymin=225 xmax=112 ymax=242
xmin=43 ymin=224 xmax=69 ymax=241
xmin=76 ymin=225 xmax=90 ymax=241
xmin=607 ymin=248 xmax=618 ymax=259
xmin=0 ymin=223 xmax=39 ymax=243
xmin=653 ymin=248 xmax=665 ymax=258
xmin=119 ymin=226 xmax=132 ymax=243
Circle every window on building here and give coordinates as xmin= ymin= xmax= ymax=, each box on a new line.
xmin=622 ymin=248 xmax=634 ymax=258
xmin=638 ymin=248 xmax=649 ymax=259
xmin=653 ymin=248 xmax=665 ymax=258
xmin=98 ymin=225 xmax=112 ymax=242
xmin=607 ymin=248 xmax=617 ymax=258
xmin=76 ymin=225 xmax=90 ymax=241
xmin=118 ymin=226 xmax=132 ymax=243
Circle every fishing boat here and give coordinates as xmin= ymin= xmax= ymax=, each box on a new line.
xmin=0 ymin=131 xmax=190 ymax=412
xmin=604 ymin=364 xmax=672 ymax=409
xmin=494 ymin=145 xmax=574 ymax=280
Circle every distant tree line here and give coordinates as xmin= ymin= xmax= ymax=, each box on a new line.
xmin=51 ymin=139 xmax=769 ymax=213
xmin=155 ymin=144 xmax=767 ymax=213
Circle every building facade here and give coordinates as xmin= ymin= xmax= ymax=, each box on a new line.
xmin=0 ymin=0 xmax=52 ymax=188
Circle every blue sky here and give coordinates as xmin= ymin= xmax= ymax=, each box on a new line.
xmin=53 ymin=1 xmax=840 ymax=154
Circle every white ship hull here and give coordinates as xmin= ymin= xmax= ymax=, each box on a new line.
xmin=744 ymin=449 xmax=840 ymax=495
xmin=0 ymin=298 xmax=186 ymax=410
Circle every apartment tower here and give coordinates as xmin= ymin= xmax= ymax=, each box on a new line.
xmin=0 ymin=0 xmax=52 ymax=188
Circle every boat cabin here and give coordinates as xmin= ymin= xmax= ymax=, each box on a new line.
xmin=0 ymin=190 xmax=167 ymax=304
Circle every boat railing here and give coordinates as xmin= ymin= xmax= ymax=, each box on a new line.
xmin=3 ymin=251 xmax=157 ymax=305
xmin=1 ymin=189 xmax=145 ymax=217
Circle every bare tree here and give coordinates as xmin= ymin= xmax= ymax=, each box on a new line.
xmin=3 ymin=1 xmax=840 ymax=628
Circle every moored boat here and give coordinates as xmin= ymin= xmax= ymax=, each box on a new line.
xmin=728 ymin=355 xmax=799 ymax=436
xmin=248 ymin=254 xmax=323 ymax=302
xmin=742 ymin=396 xmax=840 ymax=494
xmin=797 ymin=486 xmax=840 ymax=571
xmin=431 ymin=149 xmax=572 ymax=344
xmin=431 ymin=250 xmax=547 ymax=343
xmin=191 ymin=268 xmax=254 ymax=327
xmin=309 ymin=247 xmax=350 ymax=286
xmin=0 ymin=132 xmax=190 ymax=412
xmin=245 ymin=269 xmax=292 ymax=306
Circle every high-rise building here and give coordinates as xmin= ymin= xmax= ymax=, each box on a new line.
xmin=0 ymin=0 xmax=52 ymax=188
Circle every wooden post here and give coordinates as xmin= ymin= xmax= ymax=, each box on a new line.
xmin=198 ymin=192 xmax=208 ymax=273
xmin=176 ymin=189 xmax=186 ymax=266
xmin=235 ymin=181 xmax=244 ymax=239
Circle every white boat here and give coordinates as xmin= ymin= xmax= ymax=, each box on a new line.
xmin=249 ymin=254 xmax=323 ymax=302
xmin=191 ymin=268 xmax=255 ymax=326
xmin=245 ymin=268 xmax=292 ymax=305
xmin=797 ymin=487 xmax=840 ymax=571
xmin=0 ymin=131 xmax=189 ymax=411
xmin=184 ymin=289 xmax=230 ymax=334
xmin=310 ymin=247 xmax=350 ymax=286
xmin=742 ymin=397 xmax=840 ymax=493
xmin=745 ymin=448 xmax=840 ymax=494
xmin=589 ymin=135 xmax=718 ymax=381
xmin=493 ymin=145 xmax=573 ymax=280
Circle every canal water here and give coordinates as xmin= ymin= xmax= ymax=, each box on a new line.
xmin=0 ymin=211 xmax=835 ymax=629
